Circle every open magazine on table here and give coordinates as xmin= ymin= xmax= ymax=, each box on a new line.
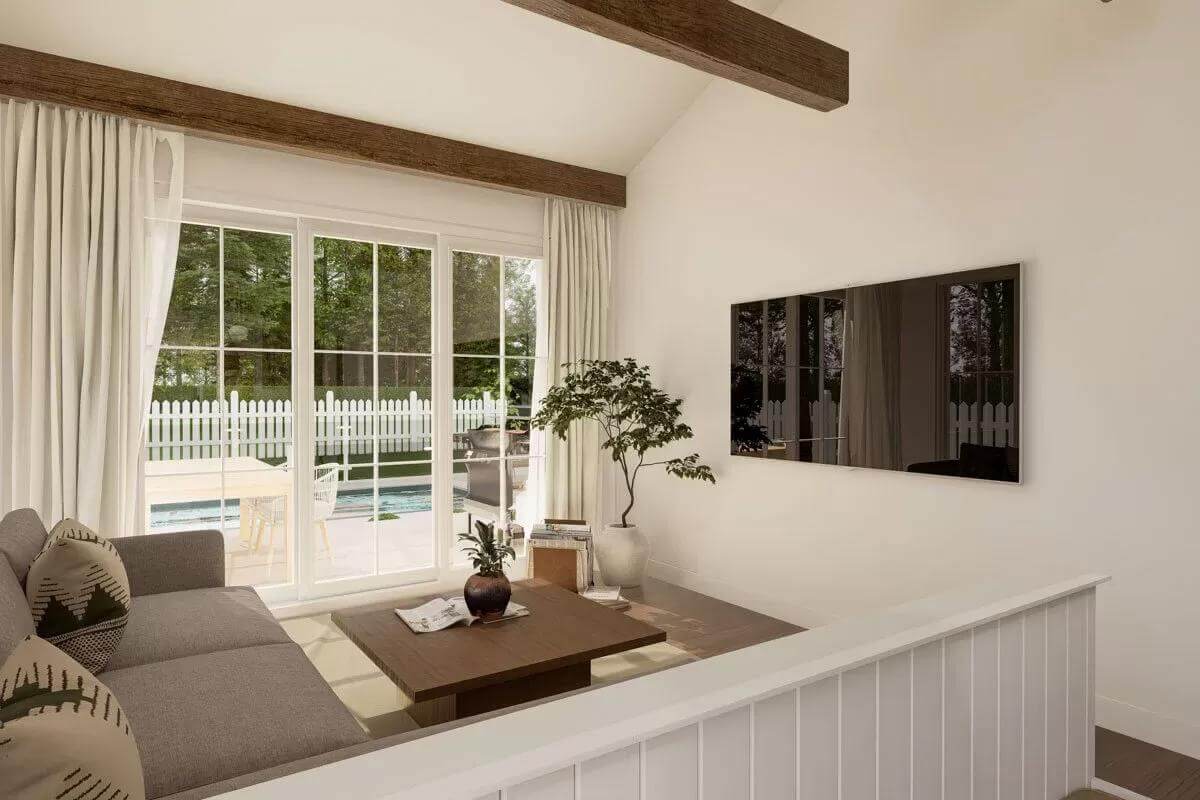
xmin=395 ymin=597 xmax=528 ymax=633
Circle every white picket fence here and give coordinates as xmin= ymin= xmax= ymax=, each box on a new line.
xmin=145 ymin=390 xmax=501 ymax=461
xmin=759 ymin=397 xmax=840 ymax=441
xmin=758 ymin=398 xmax=1015 ymax=451
xmin=948 ymin=400 xmax=1016 ymax=450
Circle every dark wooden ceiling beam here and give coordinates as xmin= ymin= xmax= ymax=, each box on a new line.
xmin=501 ymin=0 xmax=848 ymax=111
xmin=0 ymin=43 xmax=626 ymax=207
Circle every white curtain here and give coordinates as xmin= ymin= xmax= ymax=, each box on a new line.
xmin=538 ymin=197 xmax=614 ymax=528
xmin=0 ymin=100 xmax=184 ymax=534
xmin=840 ymin=284 xmax=902 ymax=470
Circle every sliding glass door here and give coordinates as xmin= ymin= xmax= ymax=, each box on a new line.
xmin=144 ymin=211 xmax=544 ymax=601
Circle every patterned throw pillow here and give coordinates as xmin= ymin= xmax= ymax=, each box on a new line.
xmin=0 ymin=635 xmax=145 ymax=800
xmin=24 ymin=520 xmax=131 ymax=674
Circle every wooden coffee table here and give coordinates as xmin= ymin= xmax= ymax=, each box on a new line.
xmin=331 ymin=578 xmax=666 ymax=726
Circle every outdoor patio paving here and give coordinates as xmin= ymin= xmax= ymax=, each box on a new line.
xmin=150 ymin=475 xmax=537 ymax=588
xmin=221 ymin=511 xmax=439 ymax=586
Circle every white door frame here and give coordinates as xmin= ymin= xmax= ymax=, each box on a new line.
xmin=298 ymin=218 xmax=441 ymax=600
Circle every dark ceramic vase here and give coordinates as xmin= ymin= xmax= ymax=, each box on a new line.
xmin=463 ymin=573 xmax=512 ymax=620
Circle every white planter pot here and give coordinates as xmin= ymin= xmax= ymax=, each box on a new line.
xmin=595 ymin=524 xmax=650 ymax=587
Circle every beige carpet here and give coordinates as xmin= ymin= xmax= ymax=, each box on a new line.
xmin=280 ymin=612 xmax=695 ymax=738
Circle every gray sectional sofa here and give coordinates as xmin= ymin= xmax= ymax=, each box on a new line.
xmin=0 ymin=509 xmax=395 ymax=799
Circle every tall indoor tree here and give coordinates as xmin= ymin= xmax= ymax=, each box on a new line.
xmin=531 ymin=359 xmax=715 ymax=586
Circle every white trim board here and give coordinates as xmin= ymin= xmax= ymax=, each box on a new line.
xmin=267 ymin=558 xmax=530 ymax=620
xmin=1092 ymin=778 xmax=1154 ymax=800
xmin=1097 ymin=693 xmax=1200 ymax=762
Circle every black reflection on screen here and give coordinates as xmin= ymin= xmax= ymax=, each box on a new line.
xmin=730 ymin=265 xmax=1019 ymax=483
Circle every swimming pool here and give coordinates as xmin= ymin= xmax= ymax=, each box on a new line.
xmin=149 ymin=485 xmax=466 ymax=531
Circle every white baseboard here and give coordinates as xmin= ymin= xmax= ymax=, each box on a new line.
xmin=268 ymin=581 xmax=446 ymax=620
xmin=1097 ymin=693 xmax=1200 ymax=762
xmin=645 ymin=559 xmax=839 ymax=629
xmin=266 ymin=559 xmax=532 ymax=620
xmin=1091 ymin=778 xmax=1154 ymax=800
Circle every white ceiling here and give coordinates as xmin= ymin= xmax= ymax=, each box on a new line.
xmin=1 ymin=0 xmax=783 ymax=174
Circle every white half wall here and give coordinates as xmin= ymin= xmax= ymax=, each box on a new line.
xmin=614 ymin=0 xmax=1200 ymax=758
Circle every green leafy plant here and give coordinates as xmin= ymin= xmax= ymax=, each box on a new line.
xmin=531 ymin=358 xmax=715 ymax=527
xmin=457 ymin=520 xmax=516 ymax=577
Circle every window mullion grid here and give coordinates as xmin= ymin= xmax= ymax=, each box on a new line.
xmin=420 ymin=245 xmax=439 ymax=571
xmin=498 ymin=257 xmax=509 ymax=541
xmin=976 ymin=282 xmax=984 ymax=441
xmin=294 ymin=220 xmax=316 ymax=597
xmin=218 ymin=225 xmax=227 ymax=533
xmin=372 ymin=242 xmax=381 ymax=578
xmin=434 ymin=242 xmax=453 ymax=572
xmin=817 ymin=297 xmax=826 ymax=451
xmin=760 ymin=300 xmax=769 ymax=453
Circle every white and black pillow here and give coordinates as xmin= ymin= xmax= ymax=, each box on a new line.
xmin=24 ymin=520 xmax=131 ymax=674
xmin=0 ymin=635 xmax=145 ymax=800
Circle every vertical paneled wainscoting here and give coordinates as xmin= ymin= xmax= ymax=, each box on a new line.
xmin=221 ymin=575 xmax=1105 ymax=800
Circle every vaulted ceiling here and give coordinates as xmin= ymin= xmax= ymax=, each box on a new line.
xmin=1 ymin=0 xmax=783 ymax=175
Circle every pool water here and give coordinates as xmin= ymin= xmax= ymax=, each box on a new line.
xmin=150 ymin=485 xmax=465 ymax=531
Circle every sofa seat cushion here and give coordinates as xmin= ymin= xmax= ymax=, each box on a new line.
xmin=102 ymin=644 xmax=369 ymax=799
xmin=105 ymin=586 xmax=291 ymax=672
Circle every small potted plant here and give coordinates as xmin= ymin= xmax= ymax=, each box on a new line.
xmin=531 ymin=358 xmax=715 ymax=587
xmin=458 ymin=520 xmax=517 ymax=620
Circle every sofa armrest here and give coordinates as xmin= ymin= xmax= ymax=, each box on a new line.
xmin=112 ymin=530 xmax=225 ymax=596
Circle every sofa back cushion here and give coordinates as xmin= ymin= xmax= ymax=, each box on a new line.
xmin=0 ymin=508 xmax=48 ymax=583
xmin=0 ymin=561 xmax=34 ymax=663
xmin=25 ymin=519 xmax=132 ymax=673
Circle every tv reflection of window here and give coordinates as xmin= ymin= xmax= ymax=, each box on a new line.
xmin=728 ymin=295 xmax=845 ymax=463
xmin=730 ymin=264 xmax=1020 ymax=483
xmin=946 ymin=277 xmax=1017 ymax=457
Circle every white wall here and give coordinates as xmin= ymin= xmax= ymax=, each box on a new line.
xmin=614 ymin=0 xmax=1200 ymax=758
xmin=182 ymin=135 xmax=543 ymax=245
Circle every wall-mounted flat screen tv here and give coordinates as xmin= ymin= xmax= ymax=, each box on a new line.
xmin=731 ymin=264 xmax=1020 ymax=482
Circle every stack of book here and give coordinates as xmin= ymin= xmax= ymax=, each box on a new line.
xmin=530 ymin=520 xmax=594 ymax=588
xmin=581 ymin=585 xmax=629 ymax=612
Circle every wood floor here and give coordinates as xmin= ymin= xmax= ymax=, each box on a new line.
xmin=625 ymin=578 xmax=1200 ymax=800
xmin=1097 ymin=726 xmax=1200 ymax=799
xmin=621 ymin=577 xmax=804 ymax=659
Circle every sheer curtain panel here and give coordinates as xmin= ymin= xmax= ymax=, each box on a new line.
xmin=0 ymin=100 xmax=184 ymax=534
xmin=539 ymin=197 xmax=615 ymax=529
xmin=840 ymin=284 xmax=902 ymax=470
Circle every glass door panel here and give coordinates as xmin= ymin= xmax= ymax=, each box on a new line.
xmin=501 ymin=256 xmax=545 ymax=555
xmin=310 ymin=231 xmax=435 ymax=590
xmin=450 ymin=248 xmax=545 ymax=564
xmin=145 ymin=222 xmax=295 ymax=591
